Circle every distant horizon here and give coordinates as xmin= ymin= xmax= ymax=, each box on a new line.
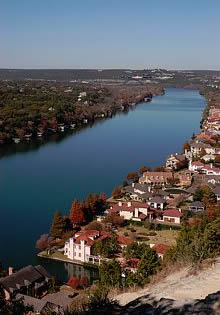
xmin=1 ymin=1 xmax=220 ymax=70
xmin=1 ymin=68 xmax=220 ymax=72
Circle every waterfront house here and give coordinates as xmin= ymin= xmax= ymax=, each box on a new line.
xmin=0 ymin=265 xmax=51 ymax=300
xmin=64 ymin=230 xmax=132 ymax=263
xmin=123 ymin=183 xmax=152 ymax=202
xmin=108 ymin=201 xmax=152 ymax=221
xmin=17 ymin=290 xmax=77 ymax=314
xmin=166 ymin=153 xmax=187 ymax=170
xmin=139 ymin=171 xmax=173 ymax=187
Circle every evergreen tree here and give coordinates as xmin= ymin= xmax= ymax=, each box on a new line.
xmin=50 ymin=211 xmax=65 ymax=238
xmin=137 ymin=246 xmax=160 ymax=284
xmin=99 ymin=260 xmax=122 ymax=288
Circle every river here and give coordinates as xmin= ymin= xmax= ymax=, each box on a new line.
xmin=0 ymin=88 xmax=206 ymax=282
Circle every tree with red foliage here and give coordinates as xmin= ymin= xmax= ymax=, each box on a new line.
xmin=69 ymin=200 xmax=86 ymax=226
xmin=67 ymin=277 xmax=80 ymax=289
xmin=80 ymin=276 xmax=89 ymax=288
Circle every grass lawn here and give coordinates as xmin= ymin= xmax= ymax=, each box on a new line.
xmin=118 ymin=225 xmax=179 ymax=246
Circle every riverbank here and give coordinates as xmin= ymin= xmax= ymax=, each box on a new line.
xmin=0 ymin=88 xmax=205 ymax=276
xmin=0 ymin=81 xmax=164 ymax=147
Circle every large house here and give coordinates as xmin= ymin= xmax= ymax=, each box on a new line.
xmin=0 ymin=265 xmax=51 ymax=300
xmin=108 ymin=201 xmax=152 ymax=221
xmin=123 ymin=183 xmax=152 ymax=202
xmin=156 ymin=208 xmax=183 ymax=224
xmin=139 ymin=171 xmax=173 ymax=187
xmin=166 ymin=153 xmax=187 ymax=170
xmin=64 ymin=230 xmax=132 ymax=263
xmin=189 ymin=161 xmax=220 ymax=175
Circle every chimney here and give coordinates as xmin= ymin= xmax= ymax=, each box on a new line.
xmin=148 ymin=186 xmax=151 ymax=192
xmin=8 ymin=267 xmax=13 ymax=276
xmin=127 ymin=202 xmax=131 ymax=207
xmin=210 ymin=163 xmax=213 ymax=169
xmin=118 ymin=201 xmax=122 ymax=206
xmin=132 ymin=183 xmax=135 ymax=187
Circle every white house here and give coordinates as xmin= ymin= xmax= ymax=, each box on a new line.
xmin=188 ymin=160 xmax=205 ymax=172
xmin=108 ymin=201 xmax=151 ymax=221
xmin=64 ymin=230 xmax=109 ymax=263
xmin=157 ymin=209 xmax=183 ymax=224
xmin=64 ymin=230 xmax=133 ymax=263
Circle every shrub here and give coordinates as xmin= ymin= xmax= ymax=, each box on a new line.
xmin=85 ymin=221 xmax=103 ymax=231
xmin=147 ymin=231 xmax=157 ymax=236
xmin=124 ymin=232 xmax=129 ymax=236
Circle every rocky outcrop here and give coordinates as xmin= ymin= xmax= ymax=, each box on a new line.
xmin=120 ymin=291 xmax=220 ymax=314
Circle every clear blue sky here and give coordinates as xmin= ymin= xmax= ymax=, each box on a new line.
xmin=1 ymin=0 xmax=220 ymax=70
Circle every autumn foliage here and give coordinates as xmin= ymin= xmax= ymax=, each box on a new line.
xmin=69 ymin=200 xmax=86 ymax=226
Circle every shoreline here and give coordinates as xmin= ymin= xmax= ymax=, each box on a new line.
xmin=0 ymin=88 xmax=165 ymax=158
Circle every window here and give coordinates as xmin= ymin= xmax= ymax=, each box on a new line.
xmin=79 ymin=245 xmax=81 ymax=250
xmin=79 ymin=253 xmax=81 ymax=257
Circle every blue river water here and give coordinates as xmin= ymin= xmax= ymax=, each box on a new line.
xmin=0 ymin=88 xmax=205 ymax=281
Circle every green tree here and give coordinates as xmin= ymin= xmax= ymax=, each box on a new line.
xmin=123 ymin=242 xmax=150 ymax=259
xmin=50 ymin=211 xmax=65 ymax=238
xmin=92 ymin=234 xmax=120 ymax=258
xmin=137 ymin=246 xmax=160 ymax=284
xmin=99 ymin=260 xmax=122 ymax=288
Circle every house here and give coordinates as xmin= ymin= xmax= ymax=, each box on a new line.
xmin=201 ymin=164 xmax=220 ymax=176
xmin=206 ymin=175 xmax=220 ymax=185
xmin=17 ymin=290 xmax=77 ymax=314
xmin=16 ymin=294 xmax=53 ymax=314
xmin=190 ymin=140 xmax=215 ymax=156
xmin=64 ymin=230 xmax=109 ymax=263
xmin=108 ymin=201 xmax=152 ymax=221
xmin=202 ymin=154 xmax=215 ymax=162
xmin=188 ymin=160 xmax=205 ymax=172
xmin=157 ymin=209 xmax=183 ymax=224
xmin=0 ymin=265 xmax=51 ymax=300
xmin=148 ymin=196 xmax=166 ymax=210
xmin=139 ymin=172 xmax=173 ymax=187
xmin=174 ymin=170 xmax=193 ymax=187
xmin=188 ymin=201 xmax=205 ymax=212
xmin=64 ymin=230 xmax=133 ymax=263
xmin=166 ymin=153 xmax=187 ymax=170
xmin=150 ymin=244 xmax=170 ymax=259
xmin=213 ymin=185 xmax=220 ymax=201
xmin=123 ymin=183 xmax=152 ymax=202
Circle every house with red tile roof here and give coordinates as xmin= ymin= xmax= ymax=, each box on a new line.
xmin=150 ymin=244 xmax=170 ymax=259
xmin=157 ymin=208 xmax=183 ymax=224
xmin=108 ymin=201 xmax=152 ymax=221
xmin=139 ymin=171 xmax=173 ymax=187
xmin=64 ymin=230 xmax=133 ymax=263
